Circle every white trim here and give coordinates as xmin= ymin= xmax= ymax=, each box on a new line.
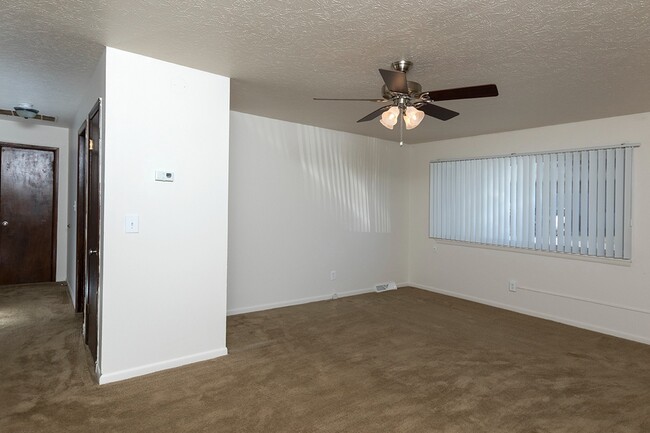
xmin=431 ymin=142 xmax=640 ymax=163
xmin=337 ymin=286 xmax=380 ymax=298
xmin=432 ymin=239 xmax=632 ymax=267
xmin=407 ymin=283 xmax=650 ymax=346
xmin=98 ymin=347 xmax=228 ymax=384
xmin=227 ymin=293 xmax=333 ymax=316
xmin=516 ymin=284 xmax=650 ymax=316
xmin=227 ymin=283 xmax=411 ymax=316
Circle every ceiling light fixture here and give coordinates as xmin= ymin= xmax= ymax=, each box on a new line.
xmin=13 ymin=103 xmax=39 ymax=119
xmin=403 ymin=106 xmax=425 ymax=130
xmin=315 ymin=60 xmax=499 ymax=145
xmin=379 ymin=106 xmax=400 ymax=129
xmin=379 ymin=105 xmax=424 ymax=131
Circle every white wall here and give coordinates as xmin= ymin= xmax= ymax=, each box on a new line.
xmin=228 ymin=112 xmax=409 ymax=314
xmin=0 ymin=118 xmax=69 ymax=282
xmin=98 ymin=48 xmax=230 ymax=383
xmin=408 ymin=112 xmax=650 ymax=344
xmin=66 ymin=50 xmax=106 ymax=309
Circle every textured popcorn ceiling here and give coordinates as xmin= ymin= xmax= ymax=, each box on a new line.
xmin=1 ymin=0 xmax=649 ymax=143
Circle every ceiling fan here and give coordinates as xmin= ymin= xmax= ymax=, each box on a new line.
xmin=314 ymin=60 xmax=498 ymax=144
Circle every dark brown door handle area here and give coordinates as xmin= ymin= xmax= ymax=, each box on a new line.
xmin=89 ymin=249 xmax=98 ymax=255
xmin=1 ymin=221 xmax=7 ymax=226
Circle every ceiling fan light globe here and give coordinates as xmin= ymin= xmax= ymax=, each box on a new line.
xmin=379 ymin=106 xmax=400 ymax=129
xmin=404 ymin=106 xmax=424 ymax=130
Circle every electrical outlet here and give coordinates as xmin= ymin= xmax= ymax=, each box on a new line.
xmin=330 ymin=270 xmax=337 ymax=281
xmin=508 ymin=280 xmax=517 ymax=292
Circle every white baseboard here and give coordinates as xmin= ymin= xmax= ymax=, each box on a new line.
xmin=407 ymin=282 xmax=650 ymax=345
xmin=336 ymin=286 xmax=375 ymax=298
xmin=227 ymin=293 xmax=334 ymax=316
xmin=98 ymin=347 xmax=228 ymax=384
xmin=227 ymin=283 xmax=410 ymax=316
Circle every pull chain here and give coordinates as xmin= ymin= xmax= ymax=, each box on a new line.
xmin=399 ymin=110 xmax=404 ymax=146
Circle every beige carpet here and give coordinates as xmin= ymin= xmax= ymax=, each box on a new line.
xmin=1 ymin=283 xmax=649 ymax=432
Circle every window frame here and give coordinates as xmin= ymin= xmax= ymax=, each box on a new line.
xmin=428 ymin=143 xmax=637 ymax=261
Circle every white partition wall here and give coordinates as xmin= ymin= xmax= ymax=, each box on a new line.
xmin=227 ymin=112 xmax=409 ymax=314
xmin=98 ymin=48 xmax=230 ymax=383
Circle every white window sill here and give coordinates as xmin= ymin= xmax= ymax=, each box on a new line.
xmin=431 ymin=238 xmax=632 ymax=267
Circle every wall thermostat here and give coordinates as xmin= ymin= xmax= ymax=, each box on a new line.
xmin=155 ymin=171 xmax=174 ymax=182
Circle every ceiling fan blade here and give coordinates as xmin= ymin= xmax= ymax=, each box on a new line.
xmin=314 ymin=98 xmax=387 ymax=102
xmin=357 ymin=105 xmax=393 ymax=123
xmin=379 ymin=69 xmax=409 ymax=94
xmin=418 ymin=103 xmax=459 ymax=121
xmin=422 ymin=84 xmax=499 ymax=101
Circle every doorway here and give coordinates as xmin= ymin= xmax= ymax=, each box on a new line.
xmin=75 ymin=98 xmax=102 ymax=364
xmin=85 ymin=100 xmax=101 ymax=362
xmin=75 ymin=123 xmax=87 ymax=312
xmin=0 ymin=143 xmax=58 ymax=285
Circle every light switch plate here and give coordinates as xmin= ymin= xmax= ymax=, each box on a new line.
xmin=125 ymin=214 xmax=139 ymax=233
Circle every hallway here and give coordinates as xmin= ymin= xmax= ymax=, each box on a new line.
xmin=0 ymin=283 xmax=95 ymax=426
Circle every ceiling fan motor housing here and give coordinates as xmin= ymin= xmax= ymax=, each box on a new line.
xmin=382 ymin=81 xmax=422 ymax=100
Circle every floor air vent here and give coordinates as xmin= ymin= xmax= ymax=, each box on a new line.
xmin=375 ymin=281 xmax=397 ymax=292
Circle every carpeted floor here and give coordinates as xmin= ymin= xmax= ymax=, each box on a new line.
xmin=1 ymin=283 xmax=649 ymax=433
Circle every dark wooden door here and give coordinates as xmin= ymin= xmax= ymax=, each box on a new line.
xmin=85 ymin=101 xmax=101 ymax=362
xmin=0 ymin=143 xmax=57 ymax=285
xmin=76 ymin=124 xmax=87 ymax=312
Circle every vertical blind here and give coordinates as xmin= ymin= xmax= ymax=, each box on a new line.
xmin=429 ymin=145 xmax=634 ymax=259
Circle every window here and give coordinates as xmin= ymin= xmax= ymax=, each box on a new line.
xmin=429 ymin=145 xmax=635 ymax=259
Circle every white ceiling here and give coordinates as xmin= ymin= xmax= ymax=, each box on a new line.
xmin=1 ymin=0 xmax=649 ymax=143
